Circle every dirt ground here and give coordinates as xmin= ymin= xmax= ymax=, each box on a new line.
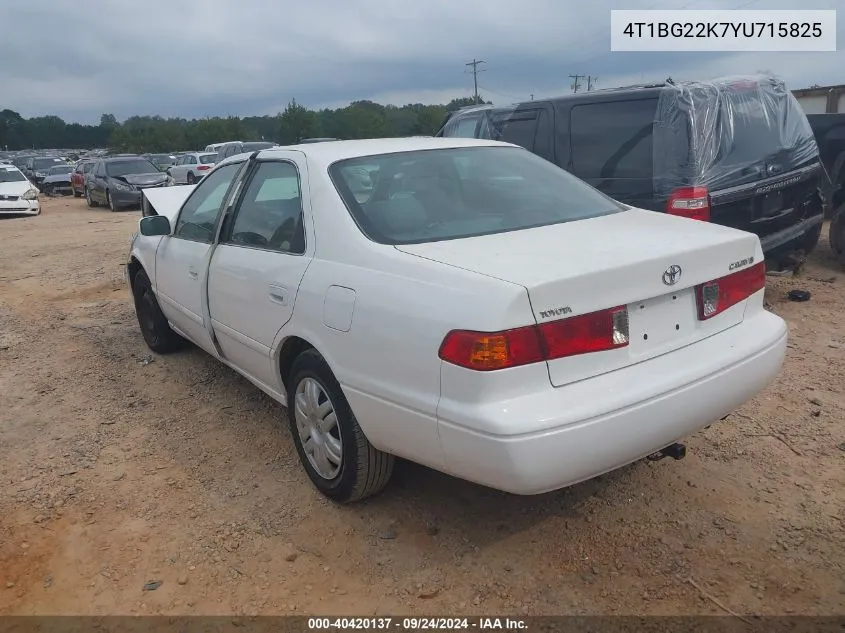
xmin=0 ymin=195 xmax=843 ymax=617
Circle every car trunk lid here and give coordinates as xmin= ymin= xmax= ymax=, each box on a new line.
xmin=397 ymin=209 xmax=762 ymax=386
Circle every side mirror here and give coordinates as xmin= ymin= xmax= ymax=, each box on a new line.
xmin=139 ymin=215 xmax=172 ymax=236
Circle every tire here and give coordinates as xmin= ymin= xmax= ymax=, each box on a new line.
xmin=73 ymin=188 xmax=82 ymax=198
xmin=830 ymin=203 xmax=845 ymax=266
xmin=187 ymin=172 xmax=195 ymax=185
xmin=287 ymin=349 xmax=394 ymax=503
xmin=132 ymin=269 xmax=183 ymax=354
xmin=85 ymin=187 xmax=98 ymax=208
xmin=107 ymin=190 xmax=118 ymax=212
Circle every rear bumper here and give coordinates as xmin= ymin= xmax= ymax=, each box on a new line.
xmin=437 ymin=310 xmax=787 ymax=495
xmin=760 ymin=212 xmax=823 ymax=253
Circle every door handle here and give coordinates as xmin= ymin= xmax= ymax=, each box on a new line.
xmin=268 ymin=285 xmax=288 ymax=305
xmin=188 ymin=269 xmax=198 ymax=279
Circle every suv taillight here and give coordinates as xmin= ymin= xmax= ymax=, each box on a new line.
xmin=695 ymin=262 xmax=766 ymax=320
xmin=438 ymin=306 xmax=630 ymax=371
xmin=667 ymin=186 xmax=710 ymax=221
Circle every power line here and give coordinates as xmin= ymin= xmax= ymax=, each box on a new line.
xmin=465 ymin=59 xmax=486 ymax=104
xmin=478 ymin=84 xmax=525 ymax=102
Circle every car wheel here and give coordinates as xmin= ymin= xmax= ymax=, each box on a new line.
xmin=106 ymin=190 xmax=119 ymax=212
xmin=287 ymin=349 xmax=394 ymax=503
xmin=73 ymin=188 xmax=82 ymax=198
xmin=132 ymin=269 xmax=183 ymax=353
xmin=85 ymin=187 xmax=98 ymax=207
xmin=187 ymin=172 xmax=195 ymax=185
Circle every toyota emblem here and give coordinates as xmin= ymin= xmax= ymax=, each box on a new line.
xmin=662 ymin=264 xmax=682 ymax=286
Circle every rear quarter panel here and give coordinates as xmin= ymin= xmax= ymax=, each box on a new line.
xmin=275 ymin=164 xmax=534 ymax=471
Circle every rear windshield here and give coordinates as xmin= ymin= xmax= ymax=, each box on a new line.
xmin=330 ymin=146 xmax=623 ymax=245
xmin=714 ymin=88 xmax=793 ymax=167
xmin=106 ymin=160 xmax=158 ymax=176
xmin=199 ymin=154 xmax=216 ymax=164
xmin=149 ymin=154 xmax=172 ymax=163
xmin=0 ymin=167 xmax=27 ymax=182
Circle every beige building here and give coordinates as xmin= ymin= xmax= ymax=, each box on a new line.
xmin=792 ymin=84 xmax=845 ymax=114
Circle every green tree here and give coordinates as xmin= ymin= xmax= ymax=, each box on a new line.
xmin=278 ymin=99 xmax=320 ymax=144
xmin=0 ymin=94 xmax=492 ymax=152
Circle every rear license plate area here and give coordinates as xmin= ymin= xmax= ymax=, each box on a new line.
xmin=629 ymin=289 xmax=697 ymax=355
xmin=755 ymin=191 xmax=787 ymax=220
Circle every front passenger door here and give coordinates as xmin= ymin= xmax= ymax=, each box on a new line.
xmin=154 ymin=162 xmax=245 ymax=353
xmin=207 ymin=155 xmax=312 ymax=390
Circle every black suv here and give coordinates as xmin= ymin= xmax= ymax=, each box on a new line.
xmin=437 ymin=75 xmax=824 ymax=256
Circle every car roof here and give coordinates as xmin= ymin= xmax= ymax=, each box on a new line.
xmin=247 ymin=136 xmax=515 ymax=167
xmin=102 ymin=156 xmax=146 ymax=163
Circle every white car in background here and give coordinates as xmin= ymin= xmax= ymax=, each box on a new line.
xmin=204 ymin=142 xmax=234 ymax=153
xmin=0 ymin=164 xmax=41 ymax=215
xmin=127 ymin=137 xmax=787 ymax=503
xmin=168 ymin=152 xmax=217 ymax=185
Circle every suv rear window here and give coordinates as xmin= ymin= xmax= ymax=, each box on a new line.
xmin=570 ymin=99 xmax=658 ymax=179
xmin=715 ymin=88 xmax=794 ymax=167
xmin=330 ymin=146 xmax=622 ymax=245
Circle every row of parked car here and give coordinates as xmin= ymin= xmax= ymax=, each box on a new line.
xmin=66 ymin=139 xmax=344 ymax=211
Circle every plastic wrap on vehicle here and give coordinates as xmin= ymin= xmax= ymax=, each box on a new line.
xmin=653 ymin=74 xmax=819 ymax=195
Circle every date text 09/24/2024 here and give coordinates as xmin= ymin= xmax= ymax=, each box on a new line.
xmin=307 ymin=617 xmax=527 ymax=630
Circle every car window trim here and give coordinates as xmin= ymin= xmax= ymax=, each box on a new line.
xmin=218 ymin=158 xmax=307 ymax=257
xmin=171 ymin=160 xmax=249 ymax=244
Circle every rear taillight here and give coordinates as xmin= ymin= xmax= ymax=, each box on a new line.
xmin=197 ymin=165 xmax=211 ymax=171
xmin=438 ymin=306 xmax=629 ymax=371
xmin=667 ymin=186 xmax=710 ymax=221
xmin=695 ymin=261 xmax=766 ymax=320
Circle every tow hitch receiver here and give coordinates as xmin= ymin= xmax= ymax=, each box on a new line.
xmin=647 ymin=442 xmax=687 ymax=462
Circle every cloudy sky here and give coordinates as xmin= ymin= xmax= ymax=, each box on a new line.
xmin=2 ymin=0 xmax=842 ymax=124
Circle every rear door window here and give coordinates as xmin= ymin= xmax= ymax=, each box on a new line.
xmin=569 ymin=99 xmax=657 ymax=179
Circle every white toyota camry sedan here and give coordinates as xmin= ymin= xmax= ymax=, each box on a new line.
xmin=127 ymin=137 xmax=787 ymax=503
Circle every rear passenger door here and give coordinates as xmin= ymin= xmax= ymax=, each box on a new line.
xmin=567 ymin=99 xmax=658 ymax=209
xmin=207 ymin=152 xmax=312 ymax=391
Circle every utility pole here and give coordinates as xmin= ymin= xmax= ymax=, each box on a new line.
xmin=569 ymin=74 xmax=584 ymax=93
xmin=587 ymin=75 xmax=598 ymax=91
xmin=465 ymin=59 xmax=486 ymax=104
xmin=530 ymin=93 xmax=534 ymax=101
